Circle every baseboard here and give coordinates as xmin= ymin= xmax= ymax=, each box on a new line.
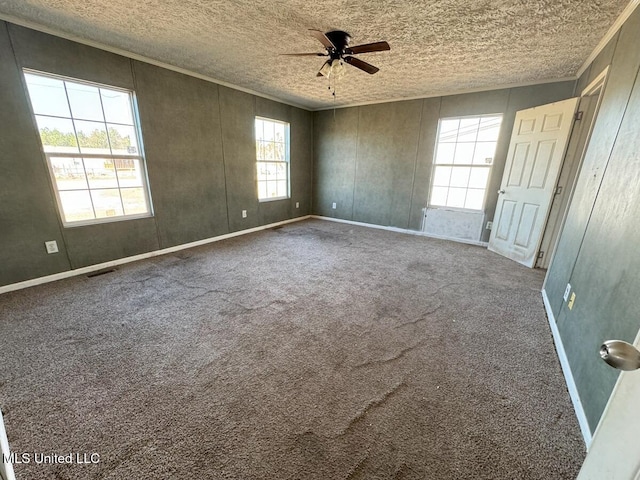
xmin=311 ymin=215 xmax=489 ymax=247
xmin=0 ymin=215 xmax=311 ymax=295
xmin=542 ymin=289 xmax=593 ymax=447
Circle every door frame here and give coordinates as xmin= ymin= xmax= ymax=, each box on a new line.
xmin=536 ymin=67 xmax=609 ymax=268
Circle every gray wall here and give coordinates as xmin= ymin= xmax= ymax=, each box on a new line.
xmin=312 ymin=82 xmax=576 ymax=240
xmin=0 ymin=22 xmax=312 ymax=286
xmin=543 ymin=7 xmax=640 ymax=432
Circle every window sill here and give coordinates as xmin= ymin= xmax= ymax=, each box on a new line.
xmin=258 ymin=196 xmax=290 ymax=203
xmin=427 ymin=205 xmax=484 ymax=214
xmin=62 ymin=212 xmax=153 ymax=228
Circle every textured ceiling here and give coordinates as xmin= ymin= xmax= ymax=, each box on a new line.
xmin=0 ymin=0 xmax=630 ymax=109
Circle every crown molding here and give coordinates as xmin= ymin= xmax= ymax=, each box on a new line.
xmin=313 ymin=76 xmax=578 ymax=111
xmin=575 ymin=0 xmax=640 ymax=79
xmin=0 ymin=13 xmax=312 ymax=111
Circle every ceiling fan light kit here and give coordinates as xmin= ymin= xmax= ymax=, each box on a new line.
xmin=318 ymin=58 xmax=345 ymax=79
xmin=283 ymin=29 xmax=390 ymax=97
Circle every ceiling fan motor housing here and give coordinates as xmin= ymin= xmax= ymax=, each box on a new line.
xmin=325 ymin=30 xmax=351 ymax=57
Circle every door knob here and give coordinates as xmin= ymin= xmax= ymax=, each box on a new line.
xmin=600 ymin=340 xmax=640 ymax=371
xmin=498 ymin=189 xmax=505 ymax=194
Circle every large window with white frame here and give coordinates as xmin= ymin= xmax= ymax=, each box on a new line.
xmin=255 ymin=117 xmax=290 ymax=201
xmin=430 ymin=115 xmax=503 ymax=210
xmin=23 ymin=70 xmax=152 ymax=226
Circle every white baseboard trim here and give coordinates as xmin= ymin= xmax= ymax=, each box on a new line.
xmin=0 ymin=216 xmax=311 ymax=295
xmin=542 ymin=289 xmax=593 ymax=447
xmin=311 ymin=215 xmax=489 ymax=247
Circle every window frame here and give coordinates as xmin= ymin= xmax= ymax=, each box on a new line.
xmin=255 ymin=116 xmax=290 ymax=202
xmin=429 ymin=113 xmax=503 ymax=212
xmin=23 ymin=69 xmax=153 ymax=227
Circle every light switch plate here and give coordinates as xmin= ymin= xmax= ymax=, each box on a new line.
xmin=563 ymin=283 xmax=571 ymax=302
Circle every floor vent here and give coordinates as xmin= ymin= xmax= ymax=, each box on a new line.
xmin=87 ymin=268 xmax=117 ymax=278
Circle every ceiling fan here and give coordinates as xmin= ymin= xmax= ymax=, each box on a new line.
xmin=284 ymin=30 xmax=390 ymax=77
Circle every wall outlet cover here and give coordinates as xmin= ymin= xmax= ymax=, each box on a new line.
xmin=332 ymin=202 xmax=337 ymax=209
xmin=45 ymin=240 xmax=59 ymax=254
xmin=486 ymin=221 xmax=493 ymax=230
xmin=242 ymin=210 xmax=247 ymax=218
xmin=295 ymin=202 xmax=299 ymax=209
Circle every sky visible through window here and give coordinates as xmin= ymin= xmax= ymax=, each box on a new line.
xmin=24 ymin=71 xmax=151 ymax=225
xmin=430 ymin=115 xmax=502 ymax=210
xmin=255 ymin=117 xmax=289 ymax=201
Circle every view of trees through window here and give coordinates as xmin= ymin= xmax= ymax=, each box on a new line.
xmin=38 ymin=126 xmax=133 ymax=151
xmin=24 ymin=71 xmax=151 ymax=225
xmin=430 ymin=115 xmax=503 ymax=210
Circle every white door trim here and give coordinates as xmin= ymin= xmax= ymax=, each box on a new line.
xmin=542 ymin=66 xmax=609 ymax=290
xmin=582 ymin=66 xmax=610 ymax=97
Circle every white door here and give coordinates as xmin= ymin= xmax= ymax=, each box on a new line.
xmin=578 ymin=333 xmax=640 ymax=479
xmin=488 ymin=98 xmax=579 ymax=267
xmin=0 ymin=409 xmax=14 ymax=480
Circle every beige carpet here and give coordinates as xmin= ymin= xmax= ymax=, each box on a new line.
xmin=0 ymin=219 xmax=584 ymax=479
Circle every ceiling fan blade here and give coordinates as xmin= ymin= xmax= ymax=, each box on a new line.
xmin=309 ymin=29 xmax=336 ymax=50
xmin=280 ymin=52 xmax=328 ymax=56
xmin=344 ymin=56 xmax=379 ymax=74
xmin=347 ymin=41 xmax=390 ymax=54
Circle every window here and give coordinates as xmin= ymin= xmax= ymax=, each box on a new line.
xmin=24 ymin=70 xmax=152 ymax=226
xmin=430 ymin=115 xmax=503 ymax=210
xmin=255 ymin=117 xmax=289 ymax=201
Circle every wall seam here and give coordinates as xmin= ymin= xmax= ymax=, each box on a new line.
xmin=5 ymin=22 xmax=73 ymax=271
xmin=407 ymin=99 xmax=425 ymax=229
xmin=130 ymin=59 xmax=163 ymax=251
xmin=309 ymin=111 xmax=313 ymax=215
xmin=421 ymin=97 xmax=444 ymax=231
xmin=350 ymin=108 xmax=360 ymax=221
xmin=217 ymin=86 xmax=232 ymax=233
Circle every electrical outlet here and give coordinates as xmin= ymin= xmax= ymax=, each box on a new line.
xmin=45 ymin=240 xmax=59 ymax=254
xmin=563 ymin=283 xmax=571 ymax=302
xmin=242 ymin=210 xmax=247 ymax=218
xmin=332 ymin=202 xmax=337 ymax=209
xmin=295 ymin=202 xmax=299 ymax=209
xmin=568 ymin=292 xmax=576 ymax=310
xmin=486 ymin=221 xmax=493 ymax=230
